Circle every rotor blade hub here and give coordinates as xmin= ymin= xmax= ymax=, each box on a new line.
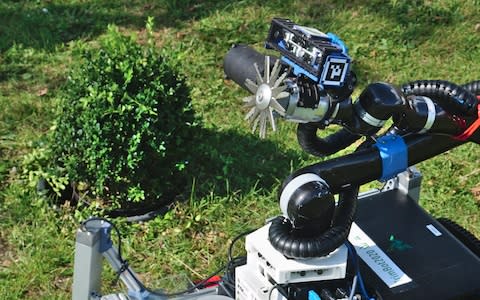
xmin=255 ymin=83 xmax=272 ymax=110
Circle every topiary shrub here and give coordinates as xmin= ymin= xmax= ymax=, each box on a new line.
xmin=52 ymin=21 xmax=197 ymax=209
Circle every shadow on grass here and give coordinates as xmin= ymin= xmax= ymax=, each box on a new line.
xmin=0 ymin=0 xmax=464 ymax=52
xmin=0 ymin=0 xmax=263 ymax=52
xmin=185 ymin=127 xmax=304 ymax=199
xmin=102 ymin=126 xmax=306 ymax=218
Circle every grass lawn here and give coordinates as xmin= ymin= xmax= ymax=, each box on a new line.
xmin=1 ymin=0 xmax=479 ymax=299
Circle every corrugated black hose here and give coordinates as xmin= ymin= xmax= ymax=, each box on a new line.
xmin=268 ymin=186 xmax=359 ymax=259
xmin=297 ymin=123 xmax=361 ymax=157
xmin=462 ymin=80 xmax=480 ymax=96
xmin=401 ymin=80 xmax=478 ymax=116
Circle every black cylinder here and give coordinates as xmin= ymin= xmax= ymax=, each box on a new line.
xmin=269 ymin=133 xmax=465 ymax=258
xmin=357 ymin=82 xmax=406 ymax=121
xmin=285 ymin=146 xmax=382 ymax=194
xmin=290 ymin=133 xmax=463 ymax=194
xmin=223 ymin=44 xmax=271 ymax=91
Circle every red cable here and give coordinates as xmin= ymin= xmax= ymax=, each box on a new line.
xmin=453 ymin=96 xmax=480 ymax=141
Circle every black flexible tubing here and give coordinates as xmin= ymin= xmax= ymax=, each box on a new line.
xmin=270 ymin=133 xmax=464 ymax=259
xmin=401 ymin=80 xmax=477 ymax=116
xmin=297 ymin=123 xmax=362 ymax=157
xmin=462 ymin=80 xmax=480 ymax=96
xmin=268 ymin=186 xmax=359 ymax=258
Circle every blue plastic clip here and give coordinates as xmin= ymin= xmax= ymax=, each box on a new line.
xmin=374 ymin=134 xmax=408 ymax=181
xmin=99 ymin=222 xmax=113 ymax=253
xmin=327 ymin=32 xmax=349 ymax=55
xmin=128 ymin=289 xmax=151 ymax=300
xmin=281 ymin=56 xmax=319 ymax=82
xmin=308 ymin=290 xmax=322 ymax=300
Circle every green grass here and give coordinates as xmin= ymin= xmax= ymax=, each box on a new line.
xmin=1 ymin=0 xmax=480 ymax=299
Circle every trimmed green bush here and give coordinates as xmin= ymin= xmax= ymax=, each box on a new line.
xmin=52 ymin=21 xmax=196 ymax=208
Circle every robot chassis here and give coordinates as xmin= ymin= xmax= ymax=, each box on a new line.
xmin=73 ymin=18 xmax=480 ymax=300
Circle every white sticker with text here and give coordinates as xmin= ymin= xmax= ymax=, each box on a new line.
xmin=348 ymin=223 xmax=412 ymax=288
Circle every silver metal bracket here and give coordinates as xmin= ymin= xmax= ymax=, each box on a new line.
xmin=72 ymin=219 xmax=164 ymax=300
xmin=356 ymin=166 xmax=422 ymax=202
xmin=381 ymin=166 xmax=422 ymax=202
xmin=72 ymin=225 xmax=103 ymax=300
xmin=72 ymin=219 xmax=229 ymax=300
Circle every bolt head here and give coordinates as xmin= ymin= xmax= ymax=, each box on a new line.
xmin=255 ymin=83 xmax=272 ymax=110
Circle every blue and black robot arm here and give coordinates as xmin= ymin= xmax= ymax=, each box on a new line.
xmin=224 ymin=18 xmax=480 ymax=259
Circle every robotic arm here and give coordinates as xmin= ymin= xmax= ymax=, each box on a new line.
xmin=72 ymin=18 xmax=480 ymax=300
xmin=224 ymin=18 xmax=480 ymax=259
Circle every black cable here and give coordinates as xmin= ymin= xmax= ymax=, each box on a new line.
xmin=144 ymin=264 xmax=227 ymax=297
xmin=81 ymin=217 xmax=125 ymax=261
xmin=148 ymin=228 xmax=257 ymax=297
xmin=268 ymin=284 xmax=280 ymax=300
xmin=222 ymin=256 xmax=247 ymax=295
xmin=81 ymin=217 xmax=131 ymax=286
xmin=462 ymin=80 xmax=480 ymax=96
xmin=82 ymin=216 xmax=257 ymax=298
xmin=268 ymin=284 xmax=289 ymax=300
xmin=297 ymin=123 xmax=362 ymax=157
xmin=222 ymin=228 xmax=258 ymax=296
xmin=228 ymin=228 xmax=256 ymax=261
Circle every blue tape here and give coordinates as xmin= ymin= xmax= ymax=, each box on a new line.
xmin=280 ymin=56 xmax=319 ymax=82
xmin=374 ymin=135 xmax=408 ymax=181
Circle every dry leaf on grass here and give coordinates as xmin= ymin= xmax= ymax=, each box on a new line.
xmin=37 ymin=87 xmax=48 ymax=96
xmin=471 ymin=186 xmax=480 ymax=202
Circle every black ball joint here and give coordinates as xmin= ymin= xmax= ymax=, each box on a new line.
xmin=279 ymin=173 xmax=335 ymax=236
xmin=271 ymin=172 xmax=358 ymax=259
